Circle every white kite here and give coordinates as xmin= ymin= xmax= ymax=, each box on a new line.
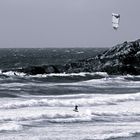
xmin=112 ymin=13 xmax=120 ymax=30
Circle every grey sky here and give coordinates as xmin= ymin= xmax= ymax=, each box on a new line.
xmin=0 ymin=0 xmax=139 ymax=48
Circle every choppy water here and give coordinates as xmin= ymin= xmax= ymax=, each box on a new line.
xmin=0 ymin=48 xmax=140 ymax=140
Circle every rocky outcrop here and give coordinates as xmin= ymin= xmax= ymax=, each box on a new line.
xmin=64 ymin=39 xmax=140 ymax=75
xmin=2 ymin=65 xmax=65 ymax=75
xmin=3 ymin=39 xmax=140 ymax=75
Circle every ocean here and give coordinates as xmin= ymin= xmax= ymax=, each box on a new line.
xmin=0 ymin=48 xmax=140 ymax=140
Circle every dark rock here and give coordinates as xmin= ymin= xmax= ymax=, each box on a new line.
xmin=17 ymin=65 xmax=64 ymax=75
xmin=64 ymin=39 xmax=140 ymax=75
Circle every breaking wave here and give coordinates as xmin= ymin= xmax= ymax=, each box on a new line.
xmin=1 ymin=108 xmax=140 ymax=123
xmin=95 ymin=131 xmax=140 ymax=140
xmin=0 ymin=122 xmax=23 ymax=132
xmin=1 ymin=70 xmax=108 ymax=78
xmin=1 ymin=92 xmax=140 ymax=109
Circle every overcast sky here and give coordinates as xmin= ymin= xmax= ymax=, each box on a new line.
xmin=0 ymin=0 xmax=140 ymax=48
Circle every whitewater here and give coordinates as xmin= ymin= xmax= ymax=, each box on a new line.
xmin=0 ymin=48 xmax=140 ymax=140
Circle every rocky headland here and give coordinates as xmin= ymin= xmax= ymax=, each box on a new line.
xmin=3 ymin=39 xmax=140 ymax=75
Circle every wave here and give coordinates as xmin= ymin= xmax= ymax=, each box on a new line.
xmin=96 ymin=131 xmax=140 ymax=140
xmin=2 ymin=69 xmax=140 ymax=87
xmin=1 ymin=70 xmax=108 ymax=78
xmin=1 ymin=128 xmax=140 ymax=140
xmin=47 ymin=111 xmax=140 ymax=124
xmin=1 ymin=71 xmax=26 ymax=77
xmin=3 ymin=70 xmax=138 ymax=80
xmin=0 ymin=111 xmax=91 ymax=122
xmin=0 ymin=122 xmax=23 ymax=132
xmin=1 ymin=108 xmax=140 ymax=124
xmin=1 ymin=92 xmax=140 ymax=110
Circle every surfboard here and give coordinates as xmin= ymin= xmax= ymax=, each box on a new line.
xmin=73 ymin=109 xmax=79 ymax=112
